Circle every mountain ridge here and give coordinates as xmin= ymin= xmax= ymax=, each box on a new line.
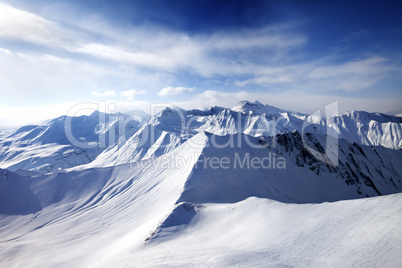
xmin=0 ymin=101 xmax=401 ymax=267
xmin=1 ymin=101 xmax=401 ymax=174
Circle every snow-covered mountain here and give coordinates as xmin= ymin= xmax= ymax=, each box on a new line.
xmin=177 ymin=132 xmax=401 ymax=204
xmin=69 ymin=101 xmax=401 ymax=170
xmin=1 ymin=100 xmax=402 ymax=267
xmin=0 ymin=111 xmax=141 ymax=173
xmin=0 ymin=130 xmax=401 ymax=266
xmin=231 ymin=101 xmax=402 ymax=149
xmin=331 ymin=110 xmax=402 ymax=149
xmin=1 ymin=100 xmax=400 ymax=173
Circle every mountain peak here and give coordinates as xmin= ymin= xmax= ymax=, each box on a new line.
xmin=149 ymin=106 xmax=187 ymax=131
xmin=236 ymin=100 xmax=263 ymax=107
xmin=232 ymin=100 xmax=282 ymax=115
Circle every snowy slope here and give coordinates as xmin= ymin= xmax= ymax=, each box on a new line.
xmin=0 ymin=130 xmax=401 ymax=267
xmin=1 ymin=101 xmax=402 ymax=267
xmin=0 ymin=111 xmax=141 ymax=173
xmin=75 ymin=104 xmax=307 ymax=169
xmin=192 ymin=102 xmax=306 ymax=137
xmin=0 ymin=126 xmax=17 ymax=139
xmin=86 ymin=101 xmax=402 ymax=169
xmin=103 ymin=194 xmax=402 ymax=267
xmin=331 ymin=110 xmax=402 ymax=149
xmin=76 ymin=113 xmax=402 ymax=203
xmin=0 ymin=134 xmax=207 ymax=267
xmin=77 ymin=108 xmax=192 ymax=169
xmin=231 ymin=101 xmax=402 ymax=149
xmin=1 ymin=101 xmax=401 ymax=173
xmin=179 ymin=132 xmax=402 ymax=204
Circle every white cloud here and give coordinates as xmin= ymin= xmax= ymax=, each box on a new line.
xmin=42 ymin=54 xmax=70 ymax=64
xmin=157 ymin=86 xmax=195 ymax=96
xmin=2 ymin=2 xmax=397 ymax=95
xmin=306 ymin=56 xmax=397 ymax=92
xmin=0 ymin=2 xmax=400 ymax=123
xmin=0 ymin=3 xmax=62 ymax=47
xmin=0 ymin=45 xmax=169 ymax=106
xmin=91 ymin=90 xmax=116 ymax=97
xmin=75 ymin=43 xmax=175 ymax=71
xmin=0 ymin=47 xmax=12 ymax=55
xmin=235 ymin=56 xmax=399 ymax=92
xmin=0 ymin=3 xmax=308 ymax=77
xmin=120 ymin=89 xmax=146 ymax=101
xmin=205 ymin=26 xmax=306 ymax=50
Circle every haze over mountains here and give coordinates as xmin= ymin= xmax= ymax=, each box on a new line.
xmin=0 ymin=101 xmax=401 ymax=267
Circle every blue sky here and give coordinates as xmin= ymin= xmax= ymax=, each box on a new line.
xmin=0 ymin=0 xmax=401 ymax=125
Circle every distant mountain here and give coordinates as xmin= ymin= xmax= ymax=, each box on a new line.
xmin=0 ymin=111 xmax=141 ymax=173
xmin=1 ymin=101 xmax=401 ymax=174
xmin=1 ymin=101 xmax=402 ymax=267
xmin=0 ymin=129 xmax=401 ymax=266
xmin=71 ymin=101 xmax=401 ymax=170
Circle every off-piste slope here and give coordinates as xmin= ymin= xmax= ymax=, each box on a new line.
xmin=0 ymin=131 xmax=402 ymax=267
xmin=104 ymin=193 xmax=402 ymax=267
xmin=177 ymin=131 xmax=402 ymax=204
xmin=0 ymin=134 xmax=207 ymax=268
xmin=79 ymin=116 xmax=189 ymax=169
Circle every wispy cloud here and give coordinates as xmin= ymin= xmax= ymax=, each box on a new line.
xmin=0 ymin=47 xmax=12 ymax=55
xmin=75 ymin=43 xmax=176 ymax=71
xmin=341 ymin=29 xmax=369 ymax=42
xmin=307 ymin=56 xmax=395 ymax=91
xmin=0 ymin=3 xmax=306 ymax=76
xmin=91 ymin=90 xmax=116 ymax=97
xmin=120 ymin=89 xmax=146 ymax=101
xmin=42 ymin=54 xmax=70 ymax=64
xmin=157 ymin=86 xmax=194 ymax=96
xmin=0 ymin=3 xmax=64 ymax=47
xmin=0 ymin=2 xmax=400 ymax=120
xmin=235 ymin=56 xmax=399 ymax=92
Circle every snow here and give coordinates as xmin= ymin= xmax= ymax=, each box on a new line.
xmin=1 ymin=101 xmax=401 ymax=174
xmin=0 ymin=100 xmax=402 ymax=267
xmin=0 ymin=126 xmax=17 ymax=139
xmin=0 ymin=134 xmax=207 ymax=267
xmin=232 ymin=100 xmax=290 ymax=115
xmin=1 ymin=130 xmax=402 ymax=267
xmin=1 ymin=156 xmax=401 ymax=267
xmin=0 ymin=111 xmax=141 ymax=173
xmin=103 ymin=194 xmax=402 ymax=267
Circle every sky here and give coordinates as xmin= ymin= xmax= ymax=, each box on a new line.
xmin=0 ymin=0 xmax=401 ymax=125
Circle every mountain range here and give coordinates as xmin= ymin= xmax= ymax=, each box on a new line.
xmin=0 ymin=100 xmax=401 ymax=267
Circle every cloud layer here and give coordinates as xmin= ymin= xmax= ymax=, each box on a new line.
xmin=0 ymin=2 xmax=400 ymax=124
xmin=157 ymin=87 xmax=194 ymax=96
xmin=120 ymin=90 xmax=146 ymax=101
